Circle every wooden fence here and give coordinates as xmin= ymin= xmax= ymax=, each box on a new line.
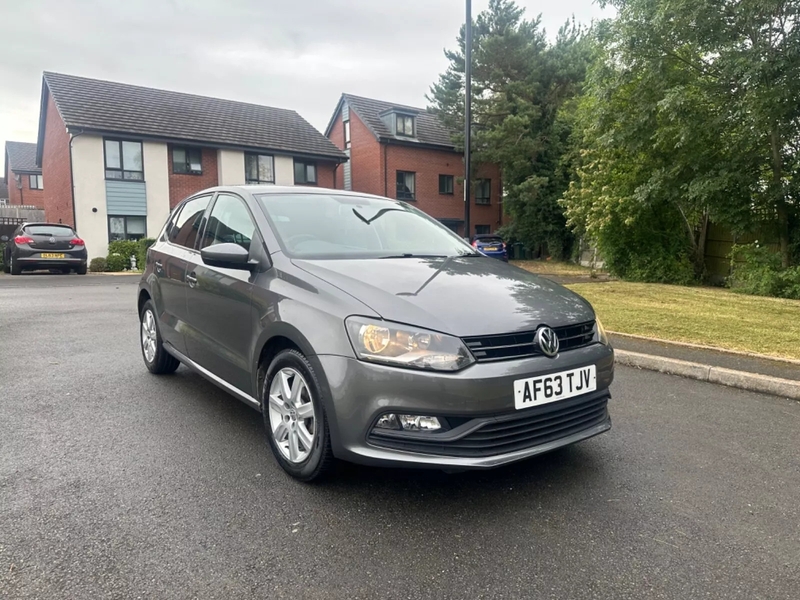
xmin=704 ymin=222 xmax=781 ymax=284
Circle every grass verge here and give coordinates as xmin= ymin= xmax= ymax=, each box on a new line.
xmin=566 ymin=281 xmax=800 ymax=361
xmin=513 ymin=260 xmax=596 ymax=276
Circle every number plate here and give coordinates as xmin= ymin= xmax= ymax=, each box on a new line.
xmin=513 ymin=365 xmax=597 ymax=410
xmin=40 ymin=253 xmax=65 ymax=259
xmin=484 ymin=247 xmax=498 ymax=251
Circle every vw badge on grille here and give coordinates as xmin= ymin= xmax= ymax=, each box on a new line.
xmin=536 ymin=326 xmax=559 ymax=357
xmin=49 ymin=237 xmax=56 ymax=244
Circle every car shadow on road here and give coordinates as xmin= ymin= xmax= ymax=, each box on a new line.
xmin=171 ymin=367 xmax=612 ymax=515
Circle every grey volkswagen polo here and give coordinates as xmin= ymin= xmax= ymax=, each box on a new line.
xmin=137 ymin=186 xmax=613 ymax=481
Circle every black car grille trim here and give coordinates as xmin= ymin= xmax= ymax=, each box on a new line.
xmin=463 ymin=321 xmax=595 ymax=362
xmin=367 ymin=392 xmax=609 ymax=458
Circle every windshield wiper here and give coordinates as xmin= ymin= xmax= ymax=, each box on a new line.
xmin=378 ymin=253 xmax=448 ymax=259
xmin=352 ymin=207 xmax=404 ymax=225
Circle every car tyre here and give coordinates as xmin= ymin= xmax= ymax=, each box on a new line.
xmin=139 ymin=300 xmax=180 ymax=374
xmin=76 ymin=263 xmax=87 ymax=275
xmin=262 ymin=349 xmax=334 ymax=482
xmin=10 ymin=256 xmax=22 ymax=276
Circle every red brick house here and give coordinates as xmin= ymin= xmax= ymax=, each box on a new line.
xmin=34 ymin=72 xmax=347 ymax=258
xmin=325 ymin=93 xmax=503 ymax=238
xmin=4 ymin=142 xmax=45 ymax=208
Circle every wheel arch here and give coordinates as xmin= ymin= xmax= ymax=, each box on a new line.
xmin=251 ymin=324 xmax=336 ymax=437
xmin=137 ymin=288 xmax=152 ymax=316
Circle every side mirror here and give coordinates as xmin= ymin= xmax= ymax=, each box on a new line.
xmin=201 ymin=243 xmax=254 ymax=270
xmin=0 ymin=235 xmax=8 ymax=242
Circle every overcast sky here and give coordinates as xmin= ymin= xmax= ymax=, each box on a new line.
xmin=0 ymin=0 xmax=608 ymax=156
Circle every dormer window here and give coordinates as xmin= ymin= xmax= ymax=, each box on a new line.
xmin=396 ymin=114 xmax=415 ymax=137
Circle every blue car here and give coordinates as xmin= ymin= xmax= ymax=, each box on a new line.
xmin=472 ymin=234 xmax=508 ymax=261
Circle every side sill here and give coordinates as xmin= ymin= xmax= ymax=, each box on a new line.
xmin=163 ymin=342 xmax=262 ymax=411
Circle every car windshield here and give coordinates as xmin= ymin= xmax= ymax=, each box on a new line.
xmin=256 ymin=193 xmax=476 ymax=259
xmin=24 ymin=225 xmax=75 ymax=237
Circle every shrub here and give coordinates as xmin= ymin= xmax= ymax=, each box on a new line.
xmin=136 ymin=237 xmax=156 ymax=270
xmin=106 ymin=253 xmax=128 ymax=272
xmin=107 ymin=240 xmax=138 ymax=261
xmin=89 ymin=257 xmax=108 ymax=272
xmin=728 ymin=243 xmax=800 ymax=299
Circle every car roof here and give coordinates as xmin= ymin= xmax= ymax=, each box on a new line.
xmin=22 ymin=222 xmax=75 ymax=227
xmin=474 ymin=234 xmax=503 ymax=239
xmin=201 ymin=185 xmax=393 ymax=202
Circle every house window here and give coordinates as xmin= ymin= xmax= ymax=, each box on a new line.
xmin=396 ymin=171 xmax=415 ymax=200
xmin=475 ymin=225 xmax=491 ymax=235
xmin=294 ymin=160 xmax=317 ymax=185
xmin=439 ymin=174 xmax=454 ymax=195
xmin=476 ymin=178 xmax=491 ymax=205
xmin=104 ymin=139 xmax=144 ymax=180
xmin=344 ymin=120 xmax=351 ymax=149
xmin=172 ymin=147 xmax=202 ymax=175
xmin=396 ymin=114 xmax=415 ymax=137
xmin=245 ymin=153 xmax=275 ymax=184
xmin=29 ymin=175 xmax=43 ymax=190
xmin=108 ymin=215 xmax=146 ymax=242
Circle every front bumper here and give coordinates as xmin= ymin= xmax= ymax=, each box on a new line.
xmin=317 ymin=342 xmax=614 ymax=469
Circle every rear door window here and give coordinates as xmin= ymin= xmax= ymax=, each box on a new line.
xmin=168 ymin=195 xmax=212 ymax=249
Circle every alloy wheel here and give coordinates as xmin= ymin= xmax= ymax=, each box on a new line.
xmin=141 ymin=309 xmax=157 ymax=363
xmin=267 ymin=367 xmax=316 ymax=464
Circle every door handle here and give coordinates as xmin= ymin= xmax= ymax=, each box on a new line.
xmin=186 ymin=272 xmax=197 ymax=288
xmin=154 ymin=260 xmax=163 ymax=272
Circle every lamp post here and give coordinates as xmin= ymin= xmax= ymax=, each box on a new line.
xmin=463 ymin=0 xmax=472 ymax=241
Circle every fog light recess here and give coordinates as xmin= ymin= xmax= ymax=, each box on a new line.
xmin=375 ymin=414 xmax=442 ymax=432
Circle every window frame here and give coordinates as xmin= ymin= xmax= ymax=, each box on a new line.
xmin=172 ymin=146 xmax=203 ymax=175
xmin=103 ymin=139 xmax=144 ymax=181
xmin=396 ymin=171 xmax=416 ymax=201
xmin=475 ymin=178 xmax=491 ymax=205
xmin=29 ymin=174 xmax=43 ymax=190
xmin=438 ymin=174 xmax=454 ymax=195
xmin=245 ymin=153 xmax=275 ymax=184
xmin=396 ymin=114 xmax=415 ymax=137
xmin=293 ymin=160 xmax=318 ymax=186
xmin=107 ymin=215 xmax=147 ymax=243
xmin=344 ymin=120 xmax=351 ymax=149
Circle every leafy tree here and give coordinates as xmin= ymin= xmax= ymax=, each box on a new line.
xmin=428 ymin=0 xmax=590 ymax=259
xmin=565 ymin=0 xmax=800 ymax=280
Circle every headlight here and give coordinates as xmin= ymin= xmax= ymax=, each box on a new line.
xmin=345 ymin=316 xmax=475 ymax=372
xmin=595 ymin=317 xmax=609 ymax=345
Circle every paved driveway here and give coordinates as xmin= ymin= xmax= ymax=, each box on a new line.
xmin=1 ymin=274 xmax=799 ymax=599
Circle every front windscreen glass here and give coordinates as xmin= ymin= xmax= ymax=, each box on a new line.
xmin=256 ymin=193 xmax=475 ymax=260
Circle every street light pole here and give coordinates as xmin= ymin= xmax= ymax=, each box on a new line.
xmin=463 ymin=0 xmax=472 ymax=241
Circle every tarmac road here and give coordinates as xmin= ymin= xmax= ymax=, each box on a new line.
xmin=1 ymin=273 xmax=798 ymax=599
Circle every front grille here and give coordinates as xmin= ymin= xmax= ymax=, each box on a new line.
xmin=464 ymin=321 xmax=595 ymax=362
xmin=368 ymin=392 xmax=609 ymax=457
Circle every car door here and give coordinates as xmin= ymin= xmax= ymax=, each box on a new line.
xmin=152 ymin=194 xmax=213 ymax=355
xmin=184 ymin=192 xmax=260 ymax=394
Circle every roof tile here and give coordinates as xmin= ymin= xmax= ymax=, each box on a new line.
xmin=5 ymin=142 xmax=41 ymax=173
xmin=340 ymin=94 xmax=455 ymax=149
xmin=43 ymin=72 xmax=346 ymax=161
